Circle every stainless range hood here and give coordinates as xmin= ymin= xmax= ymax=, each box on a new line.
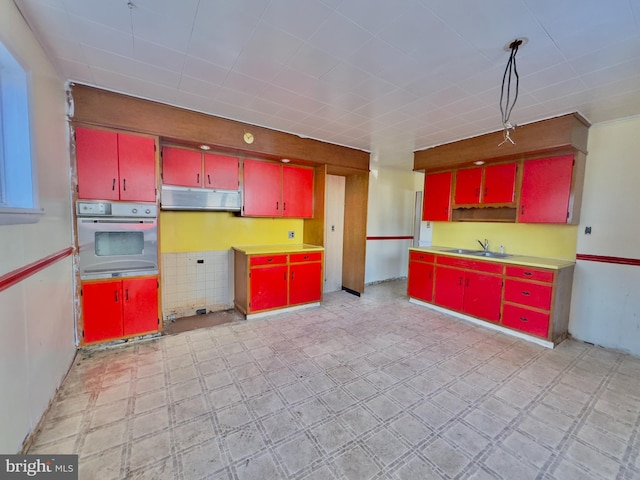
xmin=160 ymin=185 xmax=241 ymax=211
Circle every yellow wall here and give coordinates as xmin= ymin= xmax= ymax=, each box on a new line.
xmin=160 ymin=211 xmax=304 ymax=252
xmin=432 ymin=222 xmax=578 ymax=260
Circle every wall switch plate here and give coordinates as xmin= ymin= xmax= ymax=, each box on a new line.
xmin=288 ymin=231 xmax=295 ymax=239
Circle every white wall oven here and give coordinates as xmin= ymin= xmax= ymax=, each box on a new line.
xmin=76 ymin=201 xmax=158 ymax=280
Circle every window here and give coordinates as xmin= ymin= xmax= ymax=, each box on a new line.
xmin=0 ymin=40 xmax=41 ymax=225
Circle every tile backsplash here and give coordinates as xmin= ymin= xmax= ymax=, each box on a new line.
xmin=161 ymin=250 xmax=233 ymax=321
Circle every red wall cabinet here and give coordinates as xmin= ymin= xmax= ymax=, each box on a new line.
xmin=454 ymin=162 xmax=516 ymax=206
xmin=282 ymin=165 xmax=314 ymax=218
xmin=76 ymin=127 xmax=156 ymax=202
xmin=162 ymin=147 xmax=239 ymax=190
xmin=423 ymin=171 xmax=452 ymax=221
xmin=454 ymin=168 xmax=482 ymax=205
xmin=204 ymin=153 xmax=239 ymax=190
xmin=407 ymin=251 xmax=435 ymax=303
xmin=82 ymin=276 xmax=158 ymax=343
xmin=242 ymin=159 xmax=314 ymax=218
xmin=162 ymin=147 xmax=202 ymax=187
xmin=518 ymin=155 xmax=574 ymax=223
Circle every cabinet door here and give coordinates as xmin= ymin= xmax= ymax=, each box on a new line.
xmin=282 ymin=165 xmax=314 ymax=218
xmin=76 ymin=127 xmax=119 ymax=200
xmin=250 ymin=265 xmax=288 ymax=311
xmin=162 ymin=147 xmax=202 ymax=187
xmin=122 ymin=277 xmax=158 ymax=336
xmin=289 ymin=261 xmax=322 ymax=305
xmin=454 ymin=168 xmax=482 ymax=205
xmin=423 ymin=172 xmax=452 ymax=221
xmin=243 ymin=159 xmax=281 ymax=216
xmin=518 ymin=155 xmax=573 ymax=223
xmin=407 ymin=260 xmax=434 ymax=302
xmin=82 ymin=281 xmax=123 ymax=342
xmin=204 ymin=153 xmax=239 ymax=190
xmin=434 ymin=266 xmax=464 ymax=311
xmin=118 ymin=133 xmax=156 ymax=202
xmin=463 ymin=271 xmax=502 ymax=322
xmin=483 ymin=162 xmax=516 ymax=204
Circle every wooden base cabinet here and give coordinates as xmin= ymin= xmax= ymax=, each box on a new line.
xmin=82 ymin=276 xmax=158 ymax=344
xmin=234 ymin=248 xmax=323 ymax=316
xmin=408 ymin=249 xmax=575 ymax=346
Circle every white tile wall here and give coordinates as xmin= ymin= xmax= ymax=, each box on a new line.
xmin=161 ymin=250 xmax=234 ymax=320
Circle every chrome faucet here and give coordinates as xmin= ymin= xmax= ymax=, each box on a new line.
xmin=477 ymin=238 xmax=489 ymax=252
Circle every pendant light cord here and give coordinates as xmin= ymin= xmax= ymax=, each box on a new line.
xmin=499 ymin=39 xmax=523 ymax=145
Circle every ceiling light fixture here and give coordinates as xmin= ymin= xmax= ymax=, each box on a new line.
xmin=199 ymin=145 xmax=210 ymax=151
xmin=281 ymin=158 xmax=291 ymax=163
xmin=499 ymin=38 xmax=527 ymax=146
xmin=473 ymin=161 xmax=485 ymax=166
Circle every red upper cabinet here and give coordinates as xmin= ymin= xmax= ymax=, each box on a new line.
xmin=76 ymin=127 xmax=156 ymax=202
xmin=483 ymin=162 xmax=517 ymax=204
xmin=282 ymin=165 xmax=314 ymax=218
xmin=204 ymin=153 xmax=239 ymax=190
xmin=454 ymin=168 xmax=482 ymax=204
xmin=242 ymin=160 xmax=314 ymax=218
xmin=518 ymin=155 xmax=574 ymax=223
xmin=117 ymin=133 xmax=156 ymax=202
xmin=243 ymin=159 xmax=282 ymax=216
xmin=423 ymin=171 xmax=452 ymax=221
xmin=162 ymin=147 xmax=202 ymax=187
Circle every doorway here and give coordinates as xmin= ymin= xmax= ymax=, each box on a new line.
xmin=324 ymin=174 xmax=345 ymax=293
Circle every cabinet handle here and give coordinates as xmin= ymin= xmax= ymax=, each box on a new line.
xmin=125 ymin=289 xmax=129 ymax=301
xmin=276 ymin=201 xmax=279 ymax=211
xmin=197 ymin=173 xmax=200 ymax=184
xmin=123 ymin=178 xmax=126 ymax=191
xmin=459 ymin=277 xmax=463 ymax=286
xmin=521 ymin=205 xmax=525 ymax=215
xmin=521 ymin=291 xmax=531 ymax=296
xmin=519 ymin=316 xmax=529 ymax=322
xmin=112 ymin=178 xmax=116 ymax=191
xmin=465 ymin=278 xmax=469 ymax=287
xmin=267 ymin=257 xmax=273 ymax=262
xmin=283 ymin=202 xmax=286 ymax=211
xmin=304 ymin=255 xmax=309 ymax=260
xmin=114 ymin=290 xmax=119 ymax=302
xmin=291 ymin=271 xmax=295 ymax=280
xmin=524 ymin=271 xmax=533 ymax=276
xmin=484 ymin=187 xmax=488 ymax=198
xmin=207 ymin=174 xmax=211 ymax=185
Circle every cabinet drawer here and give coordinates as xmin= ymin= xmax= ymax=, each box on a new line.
xmin=504 ymin=279 xmax=552 ymax=310
xmin=505 ymin=265 xmax=554 ymax=283
xmin=437 ymin=255 xmax=504 ymax=274
xmin=410 ymin=251 xmax=435 ymax=263
xmin=502 ymin=304 xmax=550 ymax=338
xmin=290 ymin=252 xmax=323 ymax=263
xmin=249 ymin=254 xmax=288 ymax=266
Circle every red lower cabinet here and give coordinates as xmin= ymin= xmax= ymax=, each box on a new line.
xmin=502 ymin=304 xmax=550 ymax=338
xmin=462 ymin=271 xmax=502 ymax=322
xmin=434 ymin=266 xmax=465 ymax=311
xmin=235 ymin=249 xmax=323 ymax=316
xmin=250 ymin=264 xmax=288 ymax=311
xmin=82 ymin=276 xmax=158 ymax=344
xmin=407 ymin=252 xmax=435 ymax=303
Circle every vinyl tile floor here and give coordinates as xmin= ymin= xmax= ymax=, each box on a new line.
xmin=29 ymin=280 xmax=640 ymax=480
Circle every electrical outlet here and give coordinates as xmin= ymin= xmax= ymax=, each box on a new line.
xmin=288 ymin=231 xmax=295 ymax=239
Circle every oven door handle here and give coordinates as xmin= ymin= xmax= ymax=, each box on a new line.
xmin=79 ymin=219 xmax=155 ymax=224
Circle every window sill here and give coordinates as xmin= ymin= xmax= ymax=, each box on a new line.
xmin=0 ymin=207 xmax=44 ymax=225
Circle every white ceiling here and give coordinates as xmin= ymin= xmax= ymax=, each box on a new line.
xmin=14 ymin=0 xmax=640 ymax=169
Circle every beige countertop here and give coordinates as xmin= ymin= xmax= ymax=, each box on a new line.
xmin=232 ymin=244 xmax=324 ymax=255
xmin=410 ymin=245 xmax=575 ymax=269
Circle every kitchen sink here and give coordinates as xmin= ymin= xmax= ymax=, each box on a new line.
xmin=470 ymin=251 xmax=512 ymax=258
xmin=443 ymin=248 xmax=482 ymax=254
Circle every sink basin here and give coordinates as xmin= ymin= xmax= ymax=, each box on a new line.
xmin=443 ymin=248 xmax=482 ymax=254
xmin=470 ymin=251 xmax=512 ymax=258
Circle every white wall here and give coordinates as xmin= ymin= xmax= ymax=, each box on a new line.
xmin=365 ymin=167 xmax=423 ymax=283
xmin=0 ymin=2 xmax=75 ymax=453
xmin=569 ymin=115 xmax=640 ymax=355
